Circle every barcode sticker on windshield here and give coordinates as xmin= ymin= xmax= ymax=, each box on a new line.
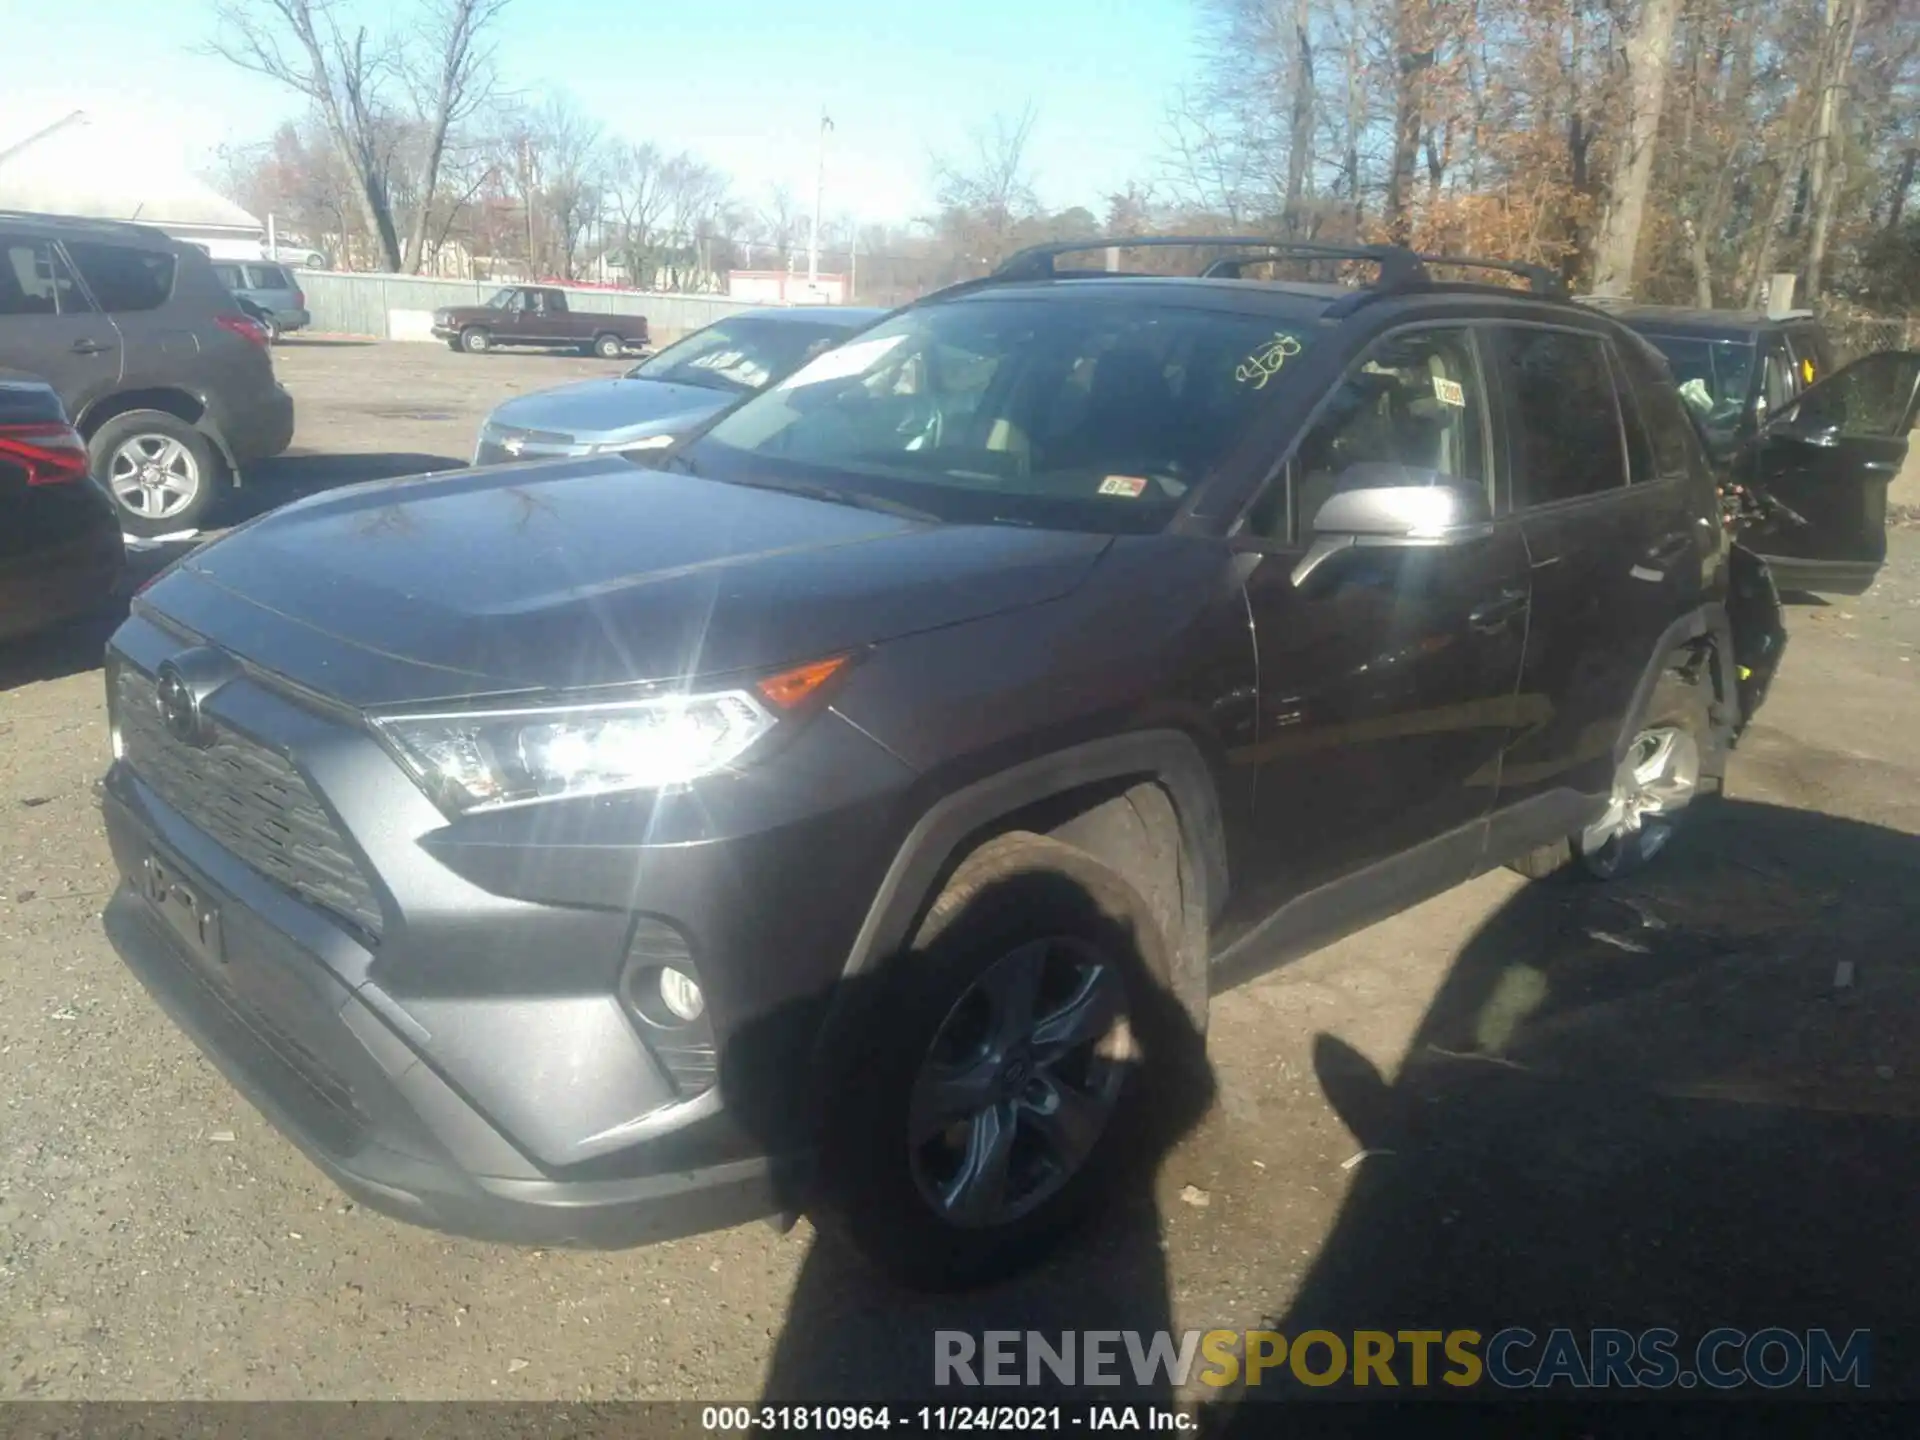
xmin=1433 ymin=377 xmax=1467 ymax=408
xmin=1099 ymin=475 xmax=1149 ymax=498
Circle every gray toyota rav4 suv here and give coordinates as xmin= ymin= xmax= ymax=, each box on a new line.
xmin=98 ymin=238 xmax=1787 ymax=1289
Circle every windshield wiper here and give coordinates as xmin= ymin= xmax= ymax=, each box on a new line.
xmin=718 ymin=474 xmax=939 ymax=523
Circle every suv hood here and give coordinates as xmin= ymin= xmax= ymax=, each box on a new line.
xmin=145 ymin=460 xmax=1109 ymax=707
xmin=486 ymin=376 xmax=731 ymax=444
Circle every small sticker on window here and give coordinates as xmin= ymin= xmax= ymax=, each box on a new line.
xmin=1433 ymin=377 xmax=1467 ymax=408
xmin=1099 ymin=475 xmax=1149 ymax=498
xmin=1235 ymin=333 xmax=1304 ymax=390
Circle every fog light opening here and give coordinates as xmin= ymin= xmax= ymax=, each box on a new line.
xmin=657 ymin=965 xmax=705 ymax=1023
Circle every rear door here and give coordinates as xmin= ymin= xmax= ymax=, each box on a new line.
xmin=1488 ymin=323 xmax=1702 ymax=819
xmin=1741 ymin=351 xmax=1920 ymax=595
xmin=59 ymin=239 xmax=198 ymax=406
xmin=0 ymin=233 xmax=123 ymax=418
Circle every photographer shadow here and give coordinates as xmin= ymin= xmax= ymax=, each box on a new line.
xmin=1214 ymin=796 xmax=1920 ymax=1432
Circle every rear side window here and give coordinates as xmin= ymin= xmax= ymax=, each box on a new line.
xmin=1629 ymin=362 xmax=1708 ymax=482
xmin=0 ymin=237 xmax=93 ymax=316
xmin=246 ymin=265 xmax=291 ymax=289
xmin=62 ymin=242 xmax=177 ymax=313
xmin=212 ymin=263 xmax=243 ymax=289
xmin=1491 ymin=327 xmax=1627 ymax=507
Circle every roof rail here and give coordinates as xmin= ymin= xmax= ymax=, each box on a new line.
xmin=931 ymin=233 xmax=1576 ymax=317
xmin=992 ymin=234 xmax=1428 ymax=287
xmin=1410 ymin=254 xmax=1566 ymax=297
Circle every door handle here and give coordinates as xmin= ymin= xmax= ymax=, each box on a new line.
xmin=71 ymin=338 xmax=112 ymax=355
xmin=1469 ymin=588 xmax=1527 ymax=634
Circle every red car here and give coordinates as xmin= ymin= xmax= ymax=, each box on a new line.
xmin=0 ymin=369 xmax=124 ymax=643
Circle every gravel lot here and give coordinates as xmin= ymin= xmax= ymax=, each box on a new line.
xmin=3 ymin=340 xmax=1919 ymax=1403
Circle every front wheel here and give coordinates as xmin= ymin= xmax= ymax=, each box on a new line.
xmin=90 ymin=410 xmax=222 ymax=538
xmin=460 ymin=326 xmax=492 ymax=354
xmin=812 ymin=832 xmax=1205 ymax=1291
xmin=593 ymin=333 xmax=624 ymax=359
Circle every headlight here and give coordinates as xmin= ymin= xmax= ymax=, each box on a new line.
xmin=371 ymin=690 xmax=777 ymax=813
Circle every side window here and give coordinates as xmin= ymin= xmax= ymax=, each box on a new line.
xmin=61 ymin=242 xmax=175 ymax=313
xmin=1787 ymin=354 xmax=1920 ymax=439
xmin=0 ymin=238 xmax=93 ymax=316
xmin=1629 ymin=363 xmax=1708 ymax=482
xmin=1490 ymin=327 xmax=1628 ymax=507
xmin=1608 ymin=346 xmax=1657 ymax=484
xmin=1756 ymin=343 xmax=1794 ymax=425
xmin=1253 ymin=327 xmax=1487 ymax=543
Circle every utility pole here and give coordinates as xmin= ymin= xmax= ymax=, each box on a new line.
xmin=849 ymin=224 xmax=857 ymax=302
xmin=809 ymin=111 xmax=833 ymax=290
xmin=521 ymin=136 xmax=536 ymax=281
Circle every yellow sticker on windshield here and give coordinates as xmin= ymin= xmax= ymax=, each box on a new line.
xmin=1236 ymin=333 xmax=1303 ymax=390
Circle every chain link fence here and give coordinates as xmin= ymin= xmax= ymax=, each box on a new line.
xmin=1814 ymin=306 xmax=1920 ymax=364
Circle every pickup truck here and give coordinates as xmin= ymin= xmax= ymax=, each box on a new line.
xmin=431 ymin=286 xmax=651 ymax=359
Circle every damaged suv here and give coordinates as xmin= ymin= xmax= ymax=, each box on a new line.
xmin=99 ymin=238 xmax=1784 ymax=1289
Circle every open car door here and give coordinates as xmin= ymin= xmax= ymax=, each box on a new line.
xmin=1734 ymin=350 xmax=1920 ymax=598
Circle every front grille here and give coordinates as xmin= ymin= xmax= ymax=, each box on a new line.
xmin=113 ymin=665 xmax=384 ymax=940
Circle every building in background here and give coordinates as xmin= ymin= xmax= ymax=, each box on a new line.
xmin=0 ymin=110 xmax=268 ymax=260
xmin=726 ymin=269 xmax=850 ymax=305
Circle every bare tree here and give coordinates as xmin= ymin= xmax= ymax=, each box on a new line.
xmin=208 ymin=0 xmax=405 ymax=269
xmin=932 ymin=103 xmax=1042 ymax=267
xmin=528 ymin=96 xmax=605 ymax=280
xmin=1591 ymin=0 xmax=1683 ymax=296
xmin=400 ymin=0 xmax=513 ymax=273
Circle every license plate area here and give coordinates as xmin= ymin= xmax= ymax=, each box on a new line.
xmin=141 ymin=850 xmax=224 ymax=971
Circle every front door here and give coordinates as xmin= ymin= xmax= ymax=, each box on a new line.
xmin=1228 ymin=324 xmax=1530 ymax=928
xmin=0 ymin=234 xmax=123 ymax=416
xmin=1739 ymin=351 xmax=1920 ymax=596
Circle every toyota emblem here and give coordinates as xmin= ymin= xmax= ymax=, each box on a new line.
xmin=151 ymin=651 xmax=233 ymax=748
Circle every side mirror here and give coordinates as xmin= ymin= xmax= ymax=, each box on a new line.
xmin=1291 ymin=465 xmax=1495 ymax=587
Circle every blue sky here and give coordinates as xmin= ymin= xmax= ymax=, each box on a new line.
xmin=2 ymin=0 xmax=1200 ymax=226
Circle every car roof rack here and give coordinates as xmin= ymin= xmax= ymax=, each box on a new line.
xmin=983 ymin=234 xmax=1569 ymax=310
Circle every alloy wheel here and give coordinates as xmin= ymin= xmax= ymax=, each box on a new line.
xmin=1579 ymin=724 xmax=1700 ymax=872
xmin=108 ymin=434 xmax=201 ymax=521
xmin=908 ymin=938 xmax=1134 ymax=1229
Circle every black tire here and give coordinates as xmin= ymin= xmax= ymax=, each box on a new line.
xmin=1508 ymin=669 xmax=1716 ymax=882
xmin=811 ymin=831 xmax=1206 ymax=1291
xmin=593 ymin=332 xmax=624 ymax=359
xmin=88 ymin=410 xmax=223 ymax=538
xmin=460 ymin=326 xmax=492 ymax=354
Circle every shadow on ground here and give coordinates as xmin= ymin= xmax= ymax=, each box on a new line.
xmin=1201 ymin=796 xmax=1919 ymax=1429
xmin=740 ymin=798 xmax=1918 ymax=1428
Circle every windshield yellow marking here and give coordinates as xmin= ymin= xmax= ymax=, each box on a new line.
xmin=1236 ymin=333 xmax=1303 ymax=390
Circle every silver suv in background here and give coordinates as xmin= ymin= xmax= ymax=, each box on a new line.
xmin=210 ymin=261 xmax=310 ymax=340
xmin=472 ymin=306 xmax=886 ymax=464
xmin=0 ymin=212 xmax=296 ymax=537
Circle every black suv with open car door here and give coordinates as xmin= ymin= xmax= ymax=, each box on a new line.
xmin=98 ymin=237 xmax=1786 ymax=1290
xmin=1595 ymin=302 xmax=1917 ymax=597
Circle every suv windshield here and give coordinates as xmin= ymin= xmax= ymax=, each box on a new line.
xmin=691 ymin=296 xmax=1314 ymax=533
xmin=1641 ymin=333 xmax=1756 ymax=440
xmin=629 ymin=318 xmax=848 ymax=394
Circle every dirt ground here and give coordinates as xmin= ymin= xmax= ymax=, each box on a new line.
xmin=3 ymin=340 xmax=1919 ymax=1404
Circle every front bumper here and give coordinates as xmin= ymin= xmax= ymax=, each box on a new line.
xmin=95 ymin=613 xmax=914 ymax=1246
